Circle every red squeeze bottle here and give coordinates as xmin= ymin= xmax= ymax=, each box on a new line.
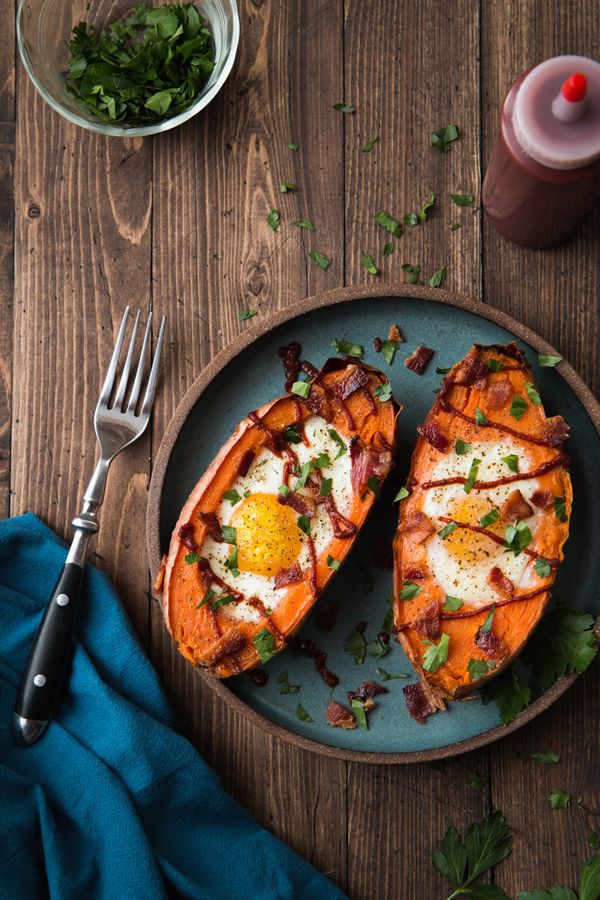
xmin=482 ymin=55 xmax=600 ymax=248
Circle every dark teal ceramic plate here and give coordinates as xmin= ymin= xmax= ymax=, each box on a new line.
xmin=148 ymin=286 xmax=600 ymax=763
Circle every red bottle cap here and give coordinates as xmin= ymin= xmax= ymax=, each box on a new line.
xmin=562 ymin=72 xmax=587 ymax=103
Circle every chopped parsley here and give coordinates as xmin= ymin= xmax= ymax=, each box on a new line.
xmin=383 ymin=241 xmax=394 ymax=256
xmin=292 ymin=218 xmax=315 ymax=230
xmin=449 ymin=193 xmax=474 ymax=206
xmin=454 ymin=439 xmax=471 ymax=455
xmin=548 ymin=790 xmax=571 ymax=809
xmin=504 ymin=521 xmax=532 ymax=555
xmin=510 ymin=396 xmax=528 ymax=420
xmin=480 ymin=509 xmax=499 ymax=528
xmin=366 ymin=474 xmax=380 ymax=497
xmin=279 ymin=181 xmax=297 ymax=193
xmin=297 ymin=515 xmax=311 ymax=535
xmin=361 ymin=134 xmax=379 ymax=153
xmin=374 ymin=382 xmax=392 ymax=402
xmin=327 ymin=428 xmax=347 ymax=459
xmin=239 ymin=309 xmax=257 ymax=321
xmin=284 ymin=423 xmax=302 ymax=444
xmin=287 ymin=142 xmax=299 ymax=151
xmin=185 ymin=551 xmax=200 ymax=565
xmin=197 ymin=588 xmax=215 ymax=609
xmin=431 ymin=124 xmax=459 ymax=152
xmin=381 ymin=339 xmax=401 ymax=364
xmin=502 ymin=454 xmax=519 ymax=473
xmin=450 ymin=223 xmax=461 ymax=231
xmin=403 ymin=212 xmax=418 ymax=227
xmin=221 ymin=524 xmax=237 ymax=544
xmin=296 ymin=703 xmax=314 ymax=722
xmin=309 ymin=249 xmax=330 ymax=270
xmin=467 ymin=658 xmax=495 ymax=680
xmin=422 ymin=633 xmax=450 ymax=672
xmin=224 ymin=546 xmax=239 ymax=577
xmin=402 ymin=263 xmax=421 ymax=284
xmin=253 ymin=627 xmax=276 ymax=663
xmin=376 ymin=666 xmax=408 ymax=680
xmin=399 ymin=580 xmax=422 ymax=601
xmin=333 ymin=102 xmax=355 ymax=113
xmin=344 ymin=627 xmax=366 ymax=665
xmin=277 ymin=671 xmax=300 ymax=694
xmin=291 ymin=380 xmax=311 ymax=399
xmin=481 ymin=604 xmax=495 ymax=633
xmin=222 ymin=490 xmax=242 ymax=506
xmin=266 ymin=208 xmax=280 ymax=231
xmin=393 ymin=486 xmax=409 ymax=502
xmin=366 ymin=636 xmax=390 ymax=659
xmin=517 ymin=750 xmax=560 ymax=764
xmin=374 ymin=211 xmax=402 ymax=238
xmin=487 ymin=358 xmax=504 ymax=372
xmin=443 ymin=595 xmax=463 ymax=612
xmin=474 ymin=407 xmax=488 ymax=425
xmin=351 ymin=698 xmax=368 ymax=729
xmin=428 ymin=266 xmax=446 ymax=288
xmin=534 ymin=557 xmax=552 ymax=578
xmin=467 ymin=770 xmax=488 ymax=790
xmin=326 ymin=554 xmax=340 ymax=570
xmin=525 ymin=381 xmax=541 ymax=405
xmin=320 ymin=478 xmax=332 ymax=496
xmin=278 ymin=483 xmax=290 ymax=498
xmin=464 ymin=457 xmax=482 ymax=494
xmin=331 ymin=338 xmax=363 ymax=357
xmin=418 ymin=186 xmax=436 ymax=222
xmin=554 ymin=496 xmax=567 ymax=522
xmin=481 ymin=664 xmax=531 ymax=724
xmin=439 ymin=521 xmax=458 ymax=539
xmin=538 ymin=353 xmax=562 ymax=367
xmin=361 ymin=254 xmax=379 ymax=275
xmin=211 ymin=593 xmax=235 ymax=612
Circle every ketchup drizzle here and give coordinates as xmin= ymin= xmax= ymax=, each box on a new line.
xmin=438 ymin=586 xmax=549 ymax=621
xmin=421 ymin=452 xmax=568 ymax=490
xmin=436 ymin=516 xmax=558 ymax=566
xmin=439 ymin=396 xmax=565 ymax=448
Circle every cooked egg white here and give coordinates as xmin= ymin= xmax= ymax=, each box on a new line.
xmin=202 ymin=415 xmax=354 ymax=622
xmin=422 ymin=440 xmax=541 ymax=605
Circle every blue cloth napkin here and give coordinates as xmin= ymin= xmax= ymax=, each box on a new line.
xmin=0 ymin=514 xmax=345 ymax=900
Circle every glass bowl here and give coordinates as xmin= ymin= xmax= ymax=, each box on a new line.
xmin=17 ymin=0 xmax=240 ymax=137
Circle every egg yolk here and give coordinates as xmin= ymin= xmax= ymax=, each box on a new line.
xmin=443 ymin=495 xmax=504 ymax=563
xmin=230 ymin=492 xmax=303 ymax=577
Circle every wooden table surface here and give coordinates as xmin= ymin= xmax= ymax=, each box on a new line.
xmin=3 ymin=1 xmax=600 ymax=897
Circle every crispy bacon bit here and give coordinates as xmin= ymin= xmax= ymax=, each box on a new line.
xmin=316 ymin=600 xmax=338 ymax=632
xmin=542 ymin=415 xmax=570 ymax=447
xmin=274 ymin=562 xmax=303 ymax=589
xmin=236 ymin=449 xmax=255 ymax=478
xmin=417 ymin=421 xmax=450 ymax=452
xmin=487 ymin=566 xmax=514 ymax=597
xmin=320 ymin=495 xmax=357 ymax=538
xmin=326 ymin=700 xmax=357 ymax=730
xmin=178 ymin=523 xmax=197 ymax=550
xmin=376 ymin=630 xmax=391 ymax=645
xmin=402 ymin=511 xmax=436 ymax=545
xmin=373 ymin=336 xmax=383 ymax=352
xmin=347 ymin=680 xmax=388 ymax=703
xmin=373 ymin=537 xmax=394 ymax=570
xmin=405 ymin=345 xmax=434 ymax=375
xmin=209 ymin=631 xmax=247 ymax=665
xmin=455 ymin=354 xmax=489 ymax=386
xmin=246 ymin=668 xmax=269 ymax=686
xmin=486 ymin=378 xmax=512 ymax=408
xmin=474 ymin=627 xmax=506 ymax=659
xmin=198 ymin=511 xmax=224 ymax=542
xmin=279 ymin=491 xmax=316 ymax=518
xmin=302 ymin=385 xmax=331 ymax=419
xmin=388 ymin=323 xmax=404 ymax=343
xmin=350 ymin=437 xmax=392 ymax=492
xmin=336 ymin=365 xmax=370 ymax=400
xmin=300 ymin=359 xmax=319 ymax=378
xmin=403 ymin=682 xmax=436 ymax=724
xmin=404 ymin=567 xmax=425 ymax=580
xmin=411 ymin=601 xmax=441 ymax=640
xmin=500 ymin=489 xmax=534 ymax=522
xmin=530 ymin=488 xmax=554 ymax=510
xmin=154 ymin=555 xmax=167 ymax=593
xmin=291 ymin=636 xmax=339 ymax=687
xmin=278 ymin=341 xmax=302 ymax=392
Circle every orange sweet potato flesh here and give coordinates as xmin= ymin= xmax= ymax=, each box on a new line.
xmin=160 ymin=358 xmax=398 ymax=677
xmin=393 ymin=343 xmax=572 ymax=716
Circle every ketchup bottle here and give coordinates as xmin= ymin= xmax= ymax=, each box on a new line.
xmin=482 ymin=55 xmax=600 ymax=248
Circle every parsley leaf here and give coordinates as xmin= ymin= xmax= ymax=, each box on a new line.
xmin=297 ymin=515 xmax=311 ymax=535
xmin=480 ymin=509 xmax=499 ymax=528
xmin=429 ymin=266 xmax=446 ymax=288
xmin=292 ymin=217 xmax=315 ymax=230
xmin=366 ymin=474 xmax=380 ymax=497
xmin=464 ymin=458 xmax=482 ymax=494
xmin=277 ymin=671 xmax=300 ymax=694
xmin=404 ymin=212 xmax=418 ymax=227
xmin=284 ymin=423 xmax=302 ymax=444
xmin=374 ymin=382 xmax=392 ymax=402
xmin=197 ymin=588 xmax=215 ymax=609
xmin=291 ymin=380 xmax=311 ymax=399
xmin=266 ymin=208 xmax=280 ymax=231
xmin=467 ymin=658 xmax=495 ymax=680
xmin=418 ymin=186 xmax=436 ymax=222
xmin=580 ymin=855 xmax=600 ymax=900
xmin=394 ymin=486 xmax=409 ymax=502
xmin=344 ymin=627 xmax=366 ymax=665
xmin=331 ymin=337 xmax=363 ymax=357
xmin=375 ymin=210 xmax=402 ymax=237
xmin=431 ymin=124 xmax=459 ymax=152
xmin=383 ymin=241 xmax=394 ymax=256
xmin=554 ymin=496 xmax=567 ymax=522
xmin=510 ymin=396 xmax=528 ymax=420
xmin=221 ymin=524 xmax=237 ymax=544
xmin=422 ymin=633 xmax=450 ymax=672
xmin=521 ymin=608 xmax=597 ymax=688
xmin=431 ymin=811 xmax=512 ymax=898
xmin=502 ymin=454 xmax=519 ymax=473
xmin=361 ymin=134 xmax=379 ymax=153
xmin=224 ymin=546 xmax=239 ymax=577
xmin=326 ymin=554 xmax=340 ymax=570
xmin=482 ymin=605 xmax=495 ymax=633
xmin=351 ymin=698 xmax=368 ymax=729
xmin=361 ymin=254 xmax=379 ymax=275
xmin=467 ymin=770 xmax=488 ymax=790
xmin=381 ymin=339 xmax=401 ymax=364
xmin=517 ymin=751 xmax=560 ymax=764
xmin=309 ymin=249 xmax=330 ymax=270
xmin=399 ymin=580 xmax=422 ymax=601
xmin=287 ymin=142 xmax=299 ymax=151
xmin=538 ymin=353 xmax=562 ymax=367
xmin=296 ymin=703 xmax=313 ymax=722
xmin=444 ymin=595 xmax=463 ymax=612
xmin=278 ymin=483 xmax=290 ymax=498
xmin=402 ymin=262 xmax=421 ymax=284
xmin=525 ymin=382 xmax=542 ymax=405
xmin=319 ymin=477 xmax=332 ymax=496
xmin=450 ymin=193 xmax=474 ymax=206
xmin=210 ymin=593 xmax=235 ymax=612
xmin=439 ymin=521 xmax=458 ymax=539
xmin=455 ymin=439 xmax=471 ymax=455
xmin=376 ymin=666 xmax=408 ymax=680
xmin=327 ymin=428 xmax=347 ymax=459
xmin=504 ymin=521 xmax=532 ymax=555
xmin=239 ymin=309 xmax=257 ymax=321
xmin=451 ymin=222 xmax=461 ymax=231
xmin=222 ymin=490 xmax=242 ymax=506
xmin=366 ymin=636 xmax=390 ymax=659
xmin=474 ymin=407 xmax=488 ymax=424
xmin=534 ymin=557 xmax=552 ymax=578
xmin=333 ymin=102 xmax=355 ymax=114
xmin=185 ymin=551 xmax=200 ymax=565
xmin=481 ymin=664 xmax=531 ymax=724
xmin=253 ymin=627 xmax=276 ymax=663
xmin=548 ymin=790 xmax=571 ymax=809
xmin=487 ymin=358 xmax=505 ymax=372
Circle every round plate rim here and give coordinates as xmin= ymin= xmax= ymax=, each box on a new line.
xmin=147 ymin=283 xmax=600 ymax=764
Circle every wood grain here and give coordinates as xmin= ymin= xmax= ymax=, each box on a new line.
xmin=7 ymin=1 xmax=600 ymax=897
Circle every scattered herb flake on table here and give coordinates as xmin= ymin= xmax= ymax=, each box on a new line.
xmin=375 ymin=211 xmax=402 ymax=237
xmin=65 ymin=3 xmax=215 ymax=126
xmin=467 ymin=770 xmax=488 ymax=790
xmin=277 ymin=671 xmax=300 ymax=694
xmin=548 ymin=790 xmax=572 ymax=809
xmin=344 ymin=627 xmax=367 ymax=665
xmin=239 ymin=309 xmax=257 ymax=320
xmin=331 ymin=338 xmax=363 ymax=357
xmin=279 ymin=181 xmax=298 ymax=193
xmin=383 ymin=241 xmax=394 ymax=256
xmin=429 ymin=266 xmax=446 ymax=288
xmin=450 ymin=222 xmax=461 ymax=231
xmin=376 ymin=667 xmax=408 ymax=680
xmin=361 ymin=134 xmax=379 ymax=153
xmin=402 ymin=263 xmax=421 ymax=284
xmin=333 ymin=102 xmax=355 ymax=113
xmin=403 ymin=212 xmax=418 ymax=227
xmin=309 ymin=249 xmax=330 ymax=270
xmin=449 ymin=192 xmax=475 ymax=206
xmin=292 ymin=217 xmax=315 ymax=230
xmin=266 ymin=208 xmax=280 ymax=231
xmin=538 ymin=353 xmax=562 ymax=367
xmin=287 ymin=142 xmax=299 ymax=151
xmin=418 ymin=186 xmax=436 ymax=222
xmin=296 ymin=703 xmax=313 ymax=722
xmin=361 ymin=254 xmax=379 ymax=275
xmin=516 ymin=751 xmax=560 ymax=764
xmin=431 ymin=123 xmax=459 ymax=152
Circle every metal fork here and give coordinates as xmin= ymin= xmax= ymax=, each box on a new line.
xmin=14 ymin=307 xmax=166 ymax=747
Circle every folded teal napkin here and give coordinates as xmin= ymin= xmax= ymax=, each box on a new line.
xmin=0 ymin=514 xmax=345 ymax=900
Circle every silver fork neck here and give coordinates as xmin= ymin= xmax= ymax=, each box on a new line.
xmin=69 ymin=457 xmax=111 ymax=565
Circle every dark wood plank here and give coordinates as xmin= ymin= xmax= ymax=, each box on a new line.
xmin=343 ymin=2 xmax=489 ymax=896
xmin=12 ymin=74 xmax=153 ymax=643
xmin=482 ymin=1 xmax=600 ymax=894
xmin=0 ymin=4 xmax=15 ymax=519
xmin=148 ymin=0 xmax=348 ymax=890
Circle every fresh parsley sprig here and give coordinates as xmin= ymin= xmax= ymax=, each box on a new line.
xmin=432 ymin=810 xmax=512 ymax=899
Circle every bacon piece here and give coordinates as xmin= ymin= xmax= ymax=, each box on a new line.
xmin=403 ymin=682 xmax=436 ymax=724
xmin=336 ymin=365 xmax=370 ymax=400
xmin=404 ymin=567 xmax=425 ymax=580
xmin=278 ymin=341 xmax=302 ymax=392
xmin=455 ymin=354 xmax=489 ymax=386
xmin=198 ymin=511 xmax=224 ymax=542
xmin=291 ymin=636 xmax=339 ymax=687
xmin=321 ymin=495 xmax=357 ymax=538
xmin=402 ymin=511 xmax=436 ymax=544
xmin=500 ymin=489 xmax=534 ymax=522
xmin=486 ymin=378 xmax=512 ymax=409
xmin=279 ymin=491 xmax=316 ymax=518
xmin=326 ymin=700 xmax=357 ymax=730
xmin=542 ymin=415 xmax=569 ymax=447
xmin=178 ymin=523 xmax=197 ymax=550
xmin=300 ymin=359 xmax=319 ymax=378
xmin=274 ymin=562 xmax=303 ymax=589
xmin=208 ymin=631 xmax=247 ymax=666
xmin=530 ymin=488 xmax=554 ymax=510
xmin=350 ymin=437 xmax=392 ymax=491
xmin=474 ymin=627 xmax=507 ymax=659
xmin=347 ymin=680 xmax=388 ymax=702
xmin=373 ymin=337 xmax=383 ymax=352
xmin=417 ymin=421 xmax=450 ymax=453
xmin=302 ymin=386 xmax=331 ymax=419
xmin=388 ymin=323 xmax=404 ymax=343
xmin=487 ymin=566 xmax=514 ymax=597
xmin=411 ymin=601 xmax=441 ymax=640
xmin=405 ymin=345 xmax=434 ymax=375
xmin=235 ymin=449 xmax=255 ymax=478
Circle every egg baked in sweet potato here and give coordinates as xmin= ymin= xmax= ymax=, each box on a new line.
xmin=393 ymin=343 xmax=571 ymax=723
xmin=158 ymin=357 xmax=398 ymax=677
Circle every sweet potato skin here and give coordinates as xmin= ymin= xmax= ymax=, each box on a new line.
xmin=393 ymin=343 xmax=572 ymax=713
xmin=161 ymin=358 xmax=398 ymax=677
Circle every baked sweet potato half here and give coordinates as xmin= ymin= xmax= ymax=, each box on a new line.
xmin=393 ymin=343 xmax=571 ymax=723
xmin=159 ymin=357 xmax=398 ymax=677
